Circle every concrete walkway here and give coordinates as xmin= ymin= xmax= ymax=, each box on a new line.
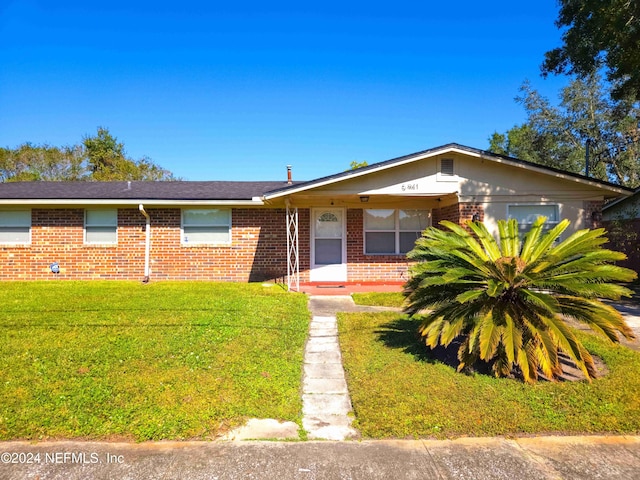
xmin=301 ymin=296 xmax=401 ymax=440
xmin=302 ymin=314 xmax=357 ymax=440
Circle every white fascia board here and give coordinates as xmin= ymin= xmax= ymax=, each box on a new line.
xmin=0 ymin=199 xmax=265 ymax=207
xmin=478 ymin=153 xmax=631 ymax=195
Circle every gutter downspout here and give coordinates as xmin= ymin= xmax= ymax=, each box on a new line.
xmin=138 ymin=204 xmax=151 ymax=283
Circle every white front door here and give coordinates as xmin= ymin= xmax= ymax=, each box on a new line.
xmin=310 ymin=208 xmax=347 ymax=282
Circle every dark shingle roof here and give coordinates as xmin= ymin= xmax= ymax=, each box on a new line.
xmin=0 ymin=181 xmax=296 ymax=200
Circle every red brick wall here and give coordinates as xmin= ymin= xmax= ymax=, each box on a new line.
xmin=0 ymin=208 xmax=293 ymax=281
xmin=1 ymin=204 xmax=485 ymax=283
xmin=432 ymin=202 xmax=483 ymax=227
xmin=344 ymin=209 xmax=413 ymax=283
xmin=432 ymin=203 xmax=460 ymax=225
xmin=150 ymin=208 xmax=296 ymax=281
xmin=583 ymin=200 xmax=604 ymax=229
xmin=0 ymin=208 xmax=147 ymax=280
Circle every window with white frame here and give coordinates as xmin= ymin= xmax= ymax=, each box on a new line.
xmin=507 ymin=204 xmax=559 ymax=237
xmin=182 ymin=209 xmax=231 ymax=245
xmin=364 ymin=209 xmax=429 ymax=254
xmin=0 ymin=210 xmax=31 ymax=244
xmin=85 ymin=209 xmax=117 ymax=244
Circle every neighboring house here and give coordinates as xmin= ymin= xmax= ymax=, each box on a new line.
xmin=0 ymin=143 xmax=633 ymax=287
xmin=603 ymin=187 xmax=640 ymax=273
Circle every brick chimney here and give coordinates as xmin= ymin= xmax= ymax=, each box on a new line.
xmin=287 ymin=165 xmax=292 ymax=184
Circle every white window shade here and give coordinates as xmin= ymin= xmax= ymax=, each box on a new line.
xmin=183 ymin=209 xmax=231 ymax=245
xmin=364 ymin=209 xmax=429 ymax=254
xmin=85 ymin=209 xmax=117 ymax=244
xmin=0 ymin=210 xmax=31 ymax=244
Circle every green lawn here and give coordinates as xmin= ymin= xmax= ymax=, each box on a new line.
xmin=351 ymin=292 xmax=405 ymax=308
xmin=0 ymin=281 xmax=309 ymax=441
xmin=338 ymin=311 xmax=640 ymax=439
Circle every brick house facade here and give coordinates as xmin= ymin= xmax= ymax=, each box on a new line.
xmin=1 ymin=144 xmax=632 ymax=285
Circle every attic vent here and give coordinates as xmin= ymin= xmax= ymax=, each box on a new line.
xmin=440 ymin=158 xmax=454 ymax=176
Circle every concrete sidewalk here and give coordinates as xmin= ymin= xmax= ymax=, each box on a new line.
xmin=2 ymin=436 xmax=640 ymax=480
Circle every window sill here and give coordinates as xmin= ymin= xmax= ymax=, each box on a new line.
xmin=181 ymin=243 xmax=232 ymax=248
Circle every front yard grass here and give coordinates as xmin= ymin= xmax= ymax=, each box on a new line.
xmin=0 ymin=282 xmax=309 ymax=441
xmin=338 ymin=311 xmax=640 ymax=439
xmin=351 ymin=292 xmax=405 ymax=308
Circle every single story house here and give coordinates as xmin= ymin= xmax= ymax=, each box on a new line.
xmin=0 ymin=143 xmax=633 ymax=288
xmin=603 ymin=187 xmax=640 ymax=273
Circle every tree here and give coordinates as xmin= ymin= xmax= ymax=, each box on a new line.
xmin=349 ymin=160 xmax=369 ymax=170
xmin=83 ymin=127 xmax=126 ymax=177
xmin=542 ymin=0 xmax=640 ymax=101
xmin=404 ymin=217 xmax=637 ymax=383
xmin=82 ymin=127 xmax=175 ymax=181
xmin=0 ymin=143 xmax=86 ymax=182
xmin=489 ymin=75 xmax=640 ymax=187
xmin=1 ymin=127 xmax=175 ymax=182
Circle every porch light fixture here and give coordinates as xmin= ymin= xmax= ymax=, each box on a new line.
xmin=472 ymin=213 xmax=481 ymax=222
xmin=359 ymin=196 xmax=369 ymax=203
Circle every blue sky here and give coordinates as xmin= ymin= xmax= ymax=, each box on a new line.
xmin=0 ymin=1 xmax=570 ymax=181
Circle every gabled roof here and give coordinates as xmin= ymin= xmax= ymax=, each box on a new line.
xmin=263 ymin=143 xmax=633 ymax=198
xmin=0 ymin=180 xmax=296 ymax=205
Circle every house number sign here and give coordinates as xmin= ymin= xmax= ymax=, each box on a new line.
xmin=401 ymin=183 xmax=419 ymax=192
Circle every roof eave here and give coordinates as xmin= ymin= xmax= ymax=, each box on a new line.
xmin=0 ymin=199 xmax=265 ymax=207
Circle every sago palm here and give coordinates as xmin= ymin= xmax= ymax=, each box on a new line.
xmin=404 ymin=217 xmax=637 ymax=383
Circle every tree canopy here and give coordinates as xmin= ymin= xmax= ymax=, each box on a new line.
xmin=1 ymin=127 xmax=175 ymax=182
xmin=489 ymin=75 xmax=640 ymax=187
xmin=542 ymin=0 xmax=640 ymax=101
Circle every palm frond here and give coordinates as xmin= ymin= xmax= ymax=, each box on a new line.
xmin=527 ymin=218 xmax=570 ymax=263
xmin=498 ymin=218 xmax=521 ymax=258
xmin=501 ymin=312 xmax=522 ymax=365
xmin=542 ymin=314 xmax=596 ymax=381
xmin=557 ymin=296 xmax=636 ymax=342
xmin=467 ymin=221 xmax=502 ymax=261
xmin=478 ymin=312 xmax=503 ymax=361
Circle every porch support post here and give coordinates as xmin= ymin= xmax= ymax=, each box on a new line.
xmin=285 ymin=200 xmax=300 ymax=292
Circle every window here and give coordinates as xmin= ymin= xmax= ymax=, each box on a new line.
xmin=364 ymin=209 xmax=429 ymax=254
xmin=315 ymin=211 xmax=342 ymax=264
xmin=182 ymin=209 xmax=231 ymax=245
xmin=0 ymin=210 xmax=31 ymax=244
xmin=507 ymin=204 xmax=559 ymax=237
xmin=85 ymin=209 xmax=117 ymax=244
